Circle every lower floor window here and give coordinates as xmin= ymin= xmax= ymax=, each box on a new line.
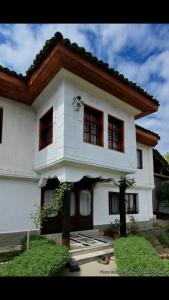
xmin=109 ymin=192 xmax=138 ymax=214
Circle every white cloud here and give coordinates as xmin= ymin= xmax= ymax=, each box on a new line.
xmin=0 ymin=23 xmax=168 ymax=154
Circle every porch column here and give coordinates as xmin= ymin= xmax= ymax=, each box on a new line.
xmin=62 ymin=188 xmax=71 ymax=247
xmin=119 ymin=185 xmax=127 ymax=237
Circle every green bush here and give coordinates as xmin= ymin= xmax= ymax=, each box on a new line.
xmin=0 ymin=237 xmax=69 ymax=276
xmin=157 ymin=231 xmax=169 ymax=248
xmin=21 ymin=234 xmax=52 ymax=251
xmin=114 ymin=235 xmax=169 ymax=276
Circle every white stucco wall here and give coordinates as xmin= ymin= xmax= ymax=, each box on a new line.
xmin=93 ymin=183 xmax=153 ymax=226
xmin=33 ymin=72 xmax=65 ymax=171
xmin=63 ymin=69 xmax=139 ymax=174
xmin=0 ymin=96 xmax=37 ymax=179
xmin=135 ymin=142 xmax=154 ymax=188
xmin=0 ymin=178 xmax=40 ymax=233
xmin=33 ymin=69 xmax=140 ymax=175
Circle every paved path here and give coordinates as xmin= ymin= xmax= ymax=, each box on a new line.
xmin=59 ymin=257 xmax=118 ymax=277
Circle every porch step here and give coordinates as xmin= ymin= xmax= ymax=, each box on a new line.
xmin=71 ymin=247 xmax=114 ymax=265
xmin=70 ymin=243 xmax=112 ymax=256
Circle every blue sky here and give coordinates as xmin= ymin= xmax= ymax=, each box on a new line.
xmin=0 ymin=24 xmax=168 ymax=154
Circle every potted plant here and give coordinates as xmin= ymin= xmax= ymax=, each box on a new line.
xmin=104 ymin=219 xmax=120 ymax=239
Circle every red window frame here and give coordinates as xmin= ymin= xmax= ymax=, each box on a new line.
xmin=39 ymin=107 xmax=53 ymax=150
xmin=108 ymin=115 xmax=124 ymax=152
xmin=83 ymin=104 xmax=104 ymax=147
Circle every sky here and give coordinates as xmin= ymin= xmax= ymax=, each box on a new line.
xmin=0 ymin=23 xmax=168 ymax=155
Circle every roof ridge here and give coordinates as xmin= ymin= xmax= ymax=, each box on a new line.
xmin=0 ymin=31 xmax=159 ymax=106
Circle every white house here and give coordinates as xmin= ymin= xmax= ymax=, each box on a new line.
xmin=0 ymin=32 xmax=160 ymax=241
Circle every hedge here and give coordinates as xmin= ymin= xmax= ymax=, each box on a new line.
xmin=0 ymin=237 xmax=69 ymax=276
xmin=114 ymin=235 xmax=169 ymax=276
xmin=157 ymin=231 xmax=169 ymax=248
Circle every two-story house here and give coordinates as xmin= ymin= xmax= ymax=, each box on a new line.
xmin=0 ymin=32 xmax=160 ymax=241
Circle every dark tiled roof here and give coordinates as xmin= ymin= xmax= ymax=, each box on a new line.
xmin=153 ymin=148 xmax=169 ymax=173
xmin=0 ymin=32 xmax=159 ymax=106
xmin=136 ymin=124 xmax=160 ymax=139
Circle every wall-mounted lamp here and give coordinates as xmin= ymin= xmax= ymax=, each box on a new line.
xmin=72 ymin=95 xmax=84 ymax=111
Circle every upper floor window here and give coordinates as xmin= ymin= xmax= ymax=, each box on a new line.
xmin=137 ymin=149 xmax=143 ymax=169
xmin=108 ymin=115 xmax=124 ymax=152
xmin=109 ymin=192 xmax=138 ymax=215
xmin=39 ymin=107 xmax=53 ymax=150
xmin=0 ymin=108 xmax=3 ymax=144
xmin=83 ymin=105 xmax=103 ymax=146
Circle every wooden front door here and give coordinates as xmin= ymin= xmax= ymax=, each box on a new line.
xmin=41 ymin=179 xmax=93 ymax=234
xmin=70 ymin=189 xmax=93 ymax=231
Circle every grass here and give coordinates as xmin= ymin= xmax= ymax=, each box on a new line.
xmin=0 ymin=236 xmax=69 ymax=276
xmin=114 ymin=235 xmax=169 ymax=276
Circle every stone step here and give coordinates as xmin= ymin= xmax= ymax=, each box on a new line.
xmin=0 ymin=245 xmax=21 ymax=254
xmin=71 ymin=247 xmax=114 ymax=265
xmin=70 ymin=243 xmax=112 ymax=256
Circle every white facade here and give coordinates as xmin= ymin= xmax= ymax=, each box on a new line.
xmin=0 ymin=68 xmax=155 ymax=235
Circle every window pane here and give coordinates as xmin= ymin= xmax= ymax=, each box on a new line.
xmin=84 ymin=106 xmax=103 ymax=146
xmin=108 ymin=115 xmax=123 ymax=152
xmin=137 ymin=149 xmax=142 ymax=169
xmin=109 ymin=193 xmax=119 ymax=214
xmin=39 ymin=108 xmax=53 ymax=150
xmin=44 ymin=190 xmax=57 ymax=217
xmin=126 ymin=194 xmax=138 ymax=214
xmin=80 ymin=190 xmax=91 ymax=216
xmin=70 ymin=192 xmax=76 ymax=216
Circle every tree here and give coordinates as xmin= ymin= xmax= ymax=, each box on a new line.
xmin=164 ymin=152 xmax=169 ymax=164
xmin=118 ymin=176 xmax=135 ymax=237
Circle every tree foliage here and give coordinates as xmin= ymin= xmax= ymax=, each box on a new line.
xmin=118 ymin=176 xmax=135 ymax=190
xmin=164 ymin=152 xmax=169 ymax=164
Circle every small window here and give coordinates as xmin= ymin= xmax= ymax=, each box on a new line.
xmin=109 ymin=192 xmax=138 ymax=214
xmin=39 ymin=107 xmax=53 ymax=150
xmin=83 ymin=105 xmax=103 ymax=146
xmin=137 ymin=149 xmax=143 ymax=169
xmin=0 ymin=108 xmax=3 ymax=144
xmin=108 ymin=115 xmax=124 ymax=152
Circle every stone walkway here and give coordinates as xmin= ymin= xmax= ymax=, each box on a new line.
xmin=59 ymin=256 xmax=118 ymax=277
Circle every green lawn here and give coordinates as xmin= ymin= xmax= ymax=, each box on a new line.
xmin=114 ymin=235 xmax=169 ymax=276
xmin=0 ymin=236 xmax=69 ymax=276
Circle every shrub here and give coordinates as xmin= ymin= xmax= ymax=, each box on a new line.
xmin=157 ymin=231 xmax=169 ymax=248
xmin=114 ymin=235 xmax=169 ymax=276
xmin=21 ymin=234 xmax=49 ymax=252
xmin=108 ymin=219 xmax=120 ymax=234
xmin=0 ymin=237 xmax=69 ymax=276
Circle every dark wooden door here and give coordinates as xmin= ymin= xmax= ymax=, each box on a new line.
xmin=41 ymin=179 xmax=93 ymax=234
xmin=41 ymin=179 xmax=62 ymax=234
xmin=70 ymin=189 xmax=93 ymax=231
